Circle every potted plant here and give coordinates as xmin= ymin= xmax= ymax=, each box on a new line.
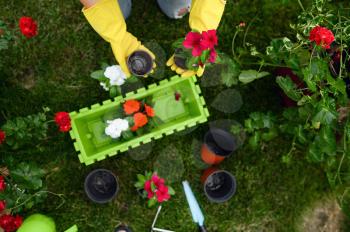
xmin=127 ymin=50 xmax=153 ymax=77
xmin=134 ymin=171 xmax=175 ymax=208
xmin=69 ymin=76 xmax=209 ymax=165
xmin=172 ymin=30 xmax=219 ymax=71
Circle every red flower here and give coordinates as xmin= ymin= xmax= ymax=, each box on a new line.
xmin=175 ymin=92 xmax=181 ymax=101
xmin=123 ymin=100 xmax=141 ymax=115
xmin=144 ymin=104 xmax=155 ymax=117
xmin=131 ymin=113 xmax=148 ymax=131
xmin=183 ymin=31 xmax=204 ymax=57
xmin=0 ymin=176 xmax=6 ymax=192
xmin=19 ymin=16 xmax=38 ymax=38
xmin=309 ymin=26 xmax=335 ymax=49
xmin=0 ymin=200 xmax=6 ymax=212
xmin=156 ymin=185 xmax=170 ymax=203
xmin=12 ymin=215 xmax=23 ymax=229
xmin=0 ymin=130 xmax=5 ymax=145
xmin=200 ymin=30 xmax=218 ymax=49
xmin=152 ymin=174 xmax=165 ymax=187
xmin=54 ymin=112 xmax=71 ymax=132
xmin=209 ymin=49 xmax=217 ymax=63
xmin=0 ymin=214 xmax=22 ymax=232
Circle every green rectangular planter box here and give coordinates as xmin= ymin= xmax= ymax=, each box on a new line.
xmin=69 ymin=76 xmax=209 ymax=165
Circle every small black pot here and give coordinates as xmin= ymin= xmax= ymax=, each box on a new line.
xmin=127 ymin=50 xmax=153 ymax=76
xmin=114 ymin=225 xmax=133 ymax=232
xmin=84 ymin=169 xmax=119 ymax=204
xmin=203 ymin=170 xmax=236 ymax=203
xmin=174 ymin=48 xmax=187 ymax=70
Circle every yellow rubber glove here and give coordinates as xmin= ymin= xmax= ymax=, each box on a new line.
xmin=167 ymin=0 xmax=226 ymax=77
xmin=82 ymin=0 xmax=155 ymax=77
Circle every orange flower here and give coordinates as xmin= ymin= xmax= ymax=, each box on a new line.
xmin=123 ymin=100 xmax=141 ymax=115
xmin=144 ymin=104 xmax=155 ymax=117
xmin=132 ymin=113 xmax=148 ymax=131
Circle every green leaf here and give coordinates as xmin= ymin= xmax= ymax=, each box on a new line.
xmin=134 ymin=182 xmax=144 ymax=189
xmin=276 ymin=76 xmax=302 ymax=101
xmin=239 ymin=70 xmax=269 ymax=84
xmin=248 ymin=132 xmax=261 ymax=149
xmin=307 ymin=137 xmax=324 ymax=162
xmin=121 ymin=130 xmax=134 ymax=140
xmin=11 ymin=163 xmax=45 ymax=190
xmin=312 ymin=105 xmax=337 ymax=125
xmin=109 ymin=86 xmax=119 ymax=98
xmin=168 ymin=186 xmax=175 ymax=195
xmin=221 ymin=57 xmax=240 ymax=87
xmin=90 ymin=70 xmax=104 ymax=80
xmin=137 ymin=174 xmax=146 ymax=183
xmin=148 ymin=197 xmax=157 ymax=208
xmin=319 ymin=125 xmax=336 ymax=155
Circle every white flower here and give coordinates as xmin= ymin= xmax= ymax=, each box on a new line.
xmin=104 ymin=65 xmax=127 ymax=86
xmin=105 ymin=118 xmax=129 ymax=139
xmin=100 ymin=82 xmax=109 ymax=91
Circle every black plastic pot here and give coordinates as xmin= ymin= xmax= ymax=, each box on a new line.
xmin=203 ymin=170 xmax=236 ymax=203
xmin=84 ymin=169 xmax=119 ymax=204
xmin=174 ymin=48 xmax=187 ymax=70
xmin=127 ymin=50 xmax=153 ymax=76
xmin=114 ymin=225 xmax=133 ymax=232
xmin=201 ymin=128 xmax=236 ymax=165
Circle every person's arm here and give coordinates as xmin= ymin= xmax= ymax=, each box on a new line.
xmin=80 ymin=0 xmax=155 ymax=77
xmin=80 ymin=0 xmax=98 ymax=9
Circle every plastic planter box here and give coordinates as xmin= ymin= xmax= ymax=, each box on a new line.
xmin=69 ymin=76 xmax=209 ymax=165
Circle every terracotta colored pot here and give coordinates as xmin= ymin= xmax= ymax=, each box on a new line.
xmin=202 ymin=169 xmax=236 ymax=203
xmin=201 ymin=128 xmax=236 ymax=165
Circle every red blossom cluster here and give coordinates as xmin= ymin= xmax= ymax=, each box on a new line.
xmin=309 ymin=26 xmax=335 ymax=49
xmin=183 ymin=29 xmax=218 ymax=63
xmin=54 ymin=112 xmax=71 ymax=132
xmin=19 ymin=16 xmax=38 ymax=38
xmin=0 ymin=176 xmax=23 ymax=232
xmin=0 ymin=214 xmax=23 ymax=232
xmin=0 ymin=130 xmax=5 ymax=145
xmin=123 ymin=100 xmax=155 ymax=132
xmin=144 ymin=174 xmax=171 ymax=203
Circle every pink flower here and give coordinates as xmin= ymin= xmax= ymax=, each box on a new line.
xmin=156 ymin=185 xmax=171 ymax=203
xmin=209 ymin=49 xmax=217 ymax=63
xmin=151 ymin=174 xmax=165 ymax=188
xmin=147 ymin=192 xmax=154 ymax=199
xmin=200 ymin=30 xmax=218 ymax=49
xmin=183 ymin=31 xmax=204 ymax=57
xmin=144 ymin=180 xmax=152 ymax=193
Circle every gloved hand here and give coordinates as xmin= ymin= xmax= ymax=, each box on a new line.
xmin=167 ymin=0 xmax=226 ymax=77
xmin=82 ymin=0 xmax=155 ymax=77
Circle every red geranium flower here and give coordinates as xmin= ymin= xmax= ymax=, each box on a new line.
xmin=0 ymin=176 xmax=6 ymax=192
xmin=54 ymin=112 xmax=71 ymax=132
xmin=144 ymin=104 xmax=155 ymax=117
xmin=0 ymin=200 xmax=6 ymax=212
xmin=183 ymin=31 xmax=204 ymax=57
xmin=0 ymin=129 xmax=5 ymax=145
xmin=200 ymin=30 xmax=218 ymax=49
xmin=123 ymin=100 xmax=141 ymax=115
xmin=309 ymin=26 xmax=335 ymax=49
xmin=156 ymin=185 xmax=170 ymax=203
xmin=12 ymin=215 xmax=23 ymax=229
xmin=19 ymin=16 xmax=38 ymax=38
xmin=209 ymin=49 xmax=218 ymax=63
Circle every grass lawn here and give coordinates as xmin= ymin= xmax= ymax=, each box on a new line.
xmin=1 ymin=0 xmax=348 ymax=231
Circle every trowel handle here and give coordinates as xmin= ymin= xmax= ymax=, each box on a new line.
xmin=198 ymin=225 xmax=208 ymax=232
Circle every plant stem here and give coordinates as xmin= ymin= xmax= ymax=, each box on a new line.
xmin=297 ymin=0 xmax=305 ymax=12
xmin=8 ymin=191 xmax=65 ymax=211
